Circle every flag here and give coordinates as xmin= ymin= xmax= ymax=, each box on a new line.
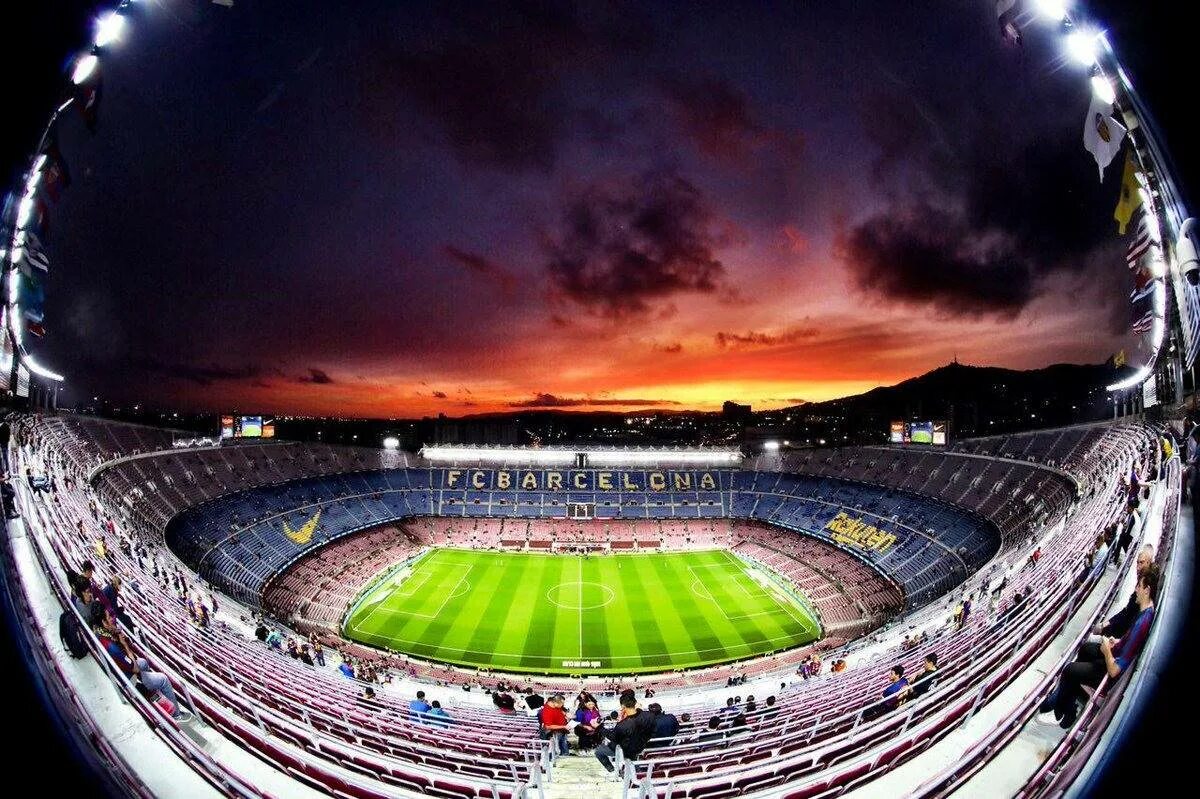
xmin=16 ymin=273 xmax=45 ymax=323
xmin=27 ymin=321 xmax=46 ymax=338
xmin=996 ymin=0 xmax=1022 ymax=46
xmin=16 ymin=242 xmax=50 ymax=275
xmin=1083 ymin=95 xmax=1126 ymax=180
xmin=1129 ymin=280 xmax=1156 ymax=304
xmin=42 ymin=131 xmax=72 ymax=202
xmin=1126 ymin=215 xmax=1153 ymax=268
xmin=1132 ymin=311 xmax=1155 ymax=334
xmin=74 ymin=70 xmax=103 ymax=133
xmin=1113 ymin=150 xmax=1143 ymax=234
xmin=1113 ymin=349 xmax=1127 ymax=367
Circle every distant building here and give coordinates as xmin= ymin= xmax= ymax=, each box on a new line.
xmin=722 ymin=401 xmax=752 ymax=424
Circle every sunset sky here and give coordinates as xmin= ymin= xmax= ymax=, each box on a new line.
xmin=30 ymin=0 xmax=1151 ymax=417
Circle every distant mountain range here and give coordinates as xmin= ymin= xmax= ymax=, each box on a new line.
xmin=763 ymin=361 xmax=1119 ymax=440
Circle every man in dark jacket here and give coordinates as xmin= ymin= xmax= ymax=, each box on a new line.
xmin=595 ymin=693 xmax=656 ymax=772
xmin=1099 ymin=546 xmax=1154 ymax=639
xmin=646 ymin=702 xmax=679 ymax=747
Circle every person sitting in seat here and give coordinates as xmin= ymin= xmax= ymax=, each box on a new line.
xmin=409 ymin=690 xmax=432 ymax=721
xmin=647 ymin=702 xmax=678 ymax=747
xmin=908 ymin=653 xmax=938 ymax=699
xmin=1038 ymin=564 xmax=1158 ymax=729
xmin=595 ymin=692 xmax=656 ymax=773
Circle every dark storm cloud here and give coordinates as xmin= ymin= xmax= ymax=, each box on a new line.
xmin=839 ymin=204 xmax=1036 ymax=318
xmin=135 ymin=359 xmax=271 ymax=387
xmin=842 ymin=58 xmax=1117 ymax=318
xmin=543 ymin=169 xmax=733 ymax=317
xmin=432 ymin=390 xmax=448 ymax=399
xmin=442 ymin=245 xmax=518 ymax=293
xmin=297 ymin=368 xmax=335 ymax=385
xmin=367 ymin=1 xmax=645 ymax=172
xmin=715 ymin=327 xmax=819 ymax=349
xmin=508 ymin=393 xmax=682 ymax=408
xmin=659 ymin=75 xmax=803 ymax=166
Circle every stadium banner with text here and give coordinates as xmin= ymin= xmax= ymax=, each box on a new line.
xmin=433 ymin=468 xmax=732 ymax=492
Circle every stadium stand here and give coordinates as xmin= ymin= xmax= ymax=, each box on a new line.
xmin=2 ymin=413 xmax=1183 ymax=799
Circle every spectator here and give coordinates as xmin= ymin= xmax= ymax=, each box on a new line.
xmin=495 ymin=693 xmax=517 ymax=714
xmin=1099 ymin=546 xmax=1154 ymax=639
xmin=698 ymin=716 xmax=724 ymax=743
xmin=265 ymin=629 xmax=283 ymax=651
xmin=538 ymin=694 xmax=570 ymax=756
xmin=338 ymin=660 xmax=355 ymax=678
xmin=648 ymin=702 xmax=679 ymax=747
xmin=909 ymin=653 xmax=939 ymax=699
xmin=1038 ymin=564 xmax=1159 ymax=729
xmin=574 ymin=697 xmax=604 ymax=750
xmin=867 ymin=665 xmax=908 ymax=719
xmin=1 ymin=477 xmax=17 ymax=519
xmin=595 ymin=692 xmax=656 ymax=773
xmin=525 ymin=692 xmax=545 ymax=713
xmin=358 ymin=687 xmax=380 ymax=709
xmin=313 ymin=642 xmax=325 ymax=667
xmin=91 ymin=606 xmax=188 ymax=720
xmin=427 ymin=701 xmax=451 ymax=728
xmin=409 ymin=690 xmax=432 ymax=720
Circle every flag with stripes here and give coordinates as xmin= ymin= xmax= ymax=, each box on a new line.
xmin=1130 ymin=280 xmax=1156 ymax=304
xmin=1127 ymin=215 xmax=1153 ymax=268
xmin=1132 ymin=311 xmax=1155 ymax=334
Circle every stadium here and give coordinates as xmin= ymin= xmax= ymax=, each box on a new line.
xmin=0 ymin=2 xmax=1196 ymax=799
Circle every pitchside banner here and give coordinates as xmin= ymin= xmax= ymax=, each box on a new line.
xmin=435 ymin=468 xmax=731 ymax=492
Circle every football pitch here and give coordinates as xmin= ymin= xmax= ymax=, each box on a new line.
xmin=343 ymin=547 xmax=821 ymax=675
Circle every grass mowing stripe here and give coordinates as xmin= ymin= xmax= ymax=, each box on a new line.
xmin=624 ymin=555 xmax=672 ymax=669
xmin=580 ymin=556 xmax=612 ymax=666
xmin=647 ymin=553 xmax=728 ymax=667
xmin=517 ymin=555 xmax=559 ymax=669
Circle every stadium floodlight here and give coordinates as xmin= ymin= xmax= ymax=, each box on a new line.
xmin=763 ymin=441 xmax=781 ymax=452
xmin=1106 ymin=364 xmax=1152 ymax=392
xmin=1034 ymin=0 xmax=1068 ymax=21
xmin=72 ymin=54 xmax=99 ymax=85
xmin=22 ymin=354 xmax=65 ymax=382
xmin=382 ymin=436 xmax=400 ymax=450
xmin=94 ymin=11 xmax=125 ymax=48
xmin=1090 ymin=74 xmax=1116 ymax=104
xmin=1065 ymin=30 xmax=1099 ymax=67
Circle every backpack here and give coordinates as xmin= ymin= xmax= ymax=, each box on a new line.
xmin=60 ymin=611 xmax=90 ymax=659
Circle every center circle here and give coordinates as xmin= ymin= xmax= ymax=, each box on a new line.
xmin=546 ymin=581 xmax=616 ymax=610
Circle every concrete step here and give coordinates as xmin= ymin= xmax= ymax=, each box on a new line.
xmin=543 ymin=755 xmax=626 ymax=798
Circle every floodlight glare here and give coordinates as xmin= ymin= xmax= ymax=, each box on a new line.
xmin=382 ymin=436 xmax=400 ymax=450
xmin=1034 ymin=0 xmax=1068 ymax=21
xmin=1066 ymin=31 xmax=1098 ymax=66
xmin=16 ymin=195 xmax=35 ymax=228
xmin=1090 ymin=75 xmax=1116 ymax=104
xmin=94 ymin=12 xmax=125 ymax=48
xmin=763 ymin=441 xmax=781 ymax=452
xmin=72 ymin=54 xmax=99 ymax=85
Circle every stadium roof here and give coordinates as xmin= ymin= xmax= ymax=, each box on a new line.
xmin=419 ymin=444 xmax=744 ymax=465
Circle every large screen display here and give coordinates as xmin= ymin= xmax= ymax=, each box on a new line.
xmin=889 ymin=420 xmax=948 ymax=446
xmin=239 ymin=416 xmax=263 ymax=437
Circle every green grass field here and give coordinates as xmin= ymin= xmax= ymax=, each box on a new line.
xmin=342 ymin=547 xmax=821 ymax=675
